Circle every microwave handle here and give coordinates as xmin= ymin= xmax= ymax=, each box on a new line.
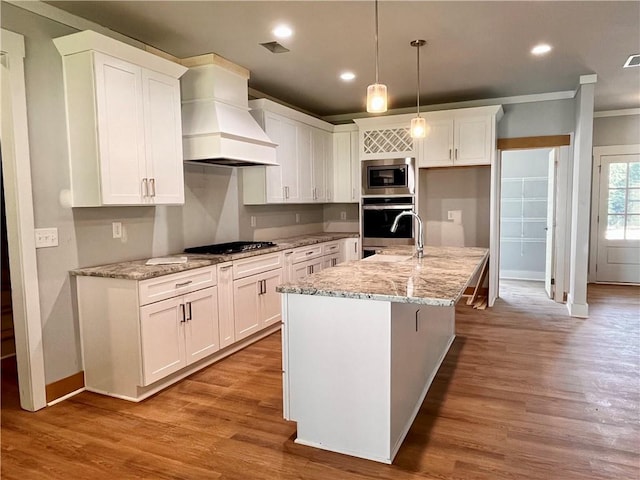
xmin=362 ymin=205 xmax=413 ymax=211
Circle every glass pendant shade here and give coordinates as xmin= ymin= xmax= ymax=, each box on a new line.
xmin=367 ymin=83 xmax=388 ymax=113
xmin=411 ymin=116 xmax=427 ymax=138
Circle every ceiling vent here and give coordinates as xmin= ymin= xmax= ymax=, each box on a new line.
xmin=260 ymin=41 xmax=290 ymax=54
xmin=623 ymin=54 xmax=640 ymax=68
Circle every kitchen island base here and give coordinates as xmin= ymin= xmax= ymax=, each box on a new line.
xmin=282 ymin=293 xmax=455 ymax=464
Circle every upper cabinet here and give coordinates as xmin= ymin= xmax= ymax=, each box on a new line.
xmin=354 ymin=115 xmax=416 ymax=161
xmin=54 ymin=30 xmax=187 ymax=207
xmin=332 ymin=126 xmax=360 ymax=203
xmin=418 ymin=106 xmax=503 ymax=168
xmin=243 ymin=99 xmax=334 ymax=205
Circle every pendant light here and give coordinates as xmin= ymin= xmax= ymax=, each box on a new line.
xmin=366 ymin=0 xmax=387 ymax=113
xmin=410 ymin=39 xmax=427 ymax=138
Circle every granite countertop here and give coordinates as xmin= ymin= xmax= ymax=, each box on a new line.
xmin=276 ymin=245 xmax=489 ymax=306
xmin=71 ymin=232 xmax=358 ymax=280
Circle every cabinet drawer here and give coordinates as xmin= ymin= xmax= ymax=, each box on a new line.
xmin=291 ymin=244 xmax=323 ymax=263
xmin=139 ymin=266 xmax=217 ymax=306
xmin=322 ymin=241 xmax=341 ymax=256
xmin=233 ymin=252 xmax=283 ymax=280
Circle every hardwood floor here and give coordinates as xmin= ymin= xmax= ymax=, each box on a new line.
xmin=2 ymin=282 xmax=639 ymax=479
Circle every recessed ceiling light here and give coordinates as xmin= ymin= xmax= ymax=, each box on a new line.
xmin=623 ymin=54 xmax=640 ymax=68
xmin=531 ymin=43 xmax=552 ymax=56
xmin=340 ymin=72 xmax=356 ymax=81
xmin=273 ymin=25 xmax=292 ymax=39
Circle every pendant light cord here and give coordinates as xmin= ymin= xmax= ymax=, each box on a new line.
xmin=374 ymin=0 xmax=379 ymax=84
xmin=416 ymin=42 xmax=420 ymax=116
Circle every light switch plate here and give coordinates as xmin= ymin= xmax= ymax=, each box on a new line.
xmin=112 ymin=222 xmax=122 ymax=239
xmin=35 ymin=228 xmax=58 ymax=248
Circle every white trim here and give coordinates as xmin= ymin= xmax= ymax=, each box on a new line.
xmin=1 ymin=28 xmax=47 ymax=411
xmin=322 ymin=90 xmax=576 ymax=124
xmin=594 ymin=109 xmax=640 ymax=118
xmin=554 ymin=145 xmax=571 ymax=303
xmin=567 ymin=297 xmax=589 ymax=318
xmin=589 ymin=144 xmax=640 ymax=283
xmin=499 ymin=270 xmax=545 ymax=281
xmin=580 ymin=74 xmax=598 ymax=84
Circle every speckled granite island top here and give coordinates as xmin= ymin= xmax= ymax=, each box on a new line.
xmin=70 ymin=233 xmax=358 ymax=281
xmin=277 ymin=245 xmax=488 ymax=306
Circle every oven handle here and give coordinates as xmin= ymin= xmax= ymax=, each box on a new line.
xmin=362 ymin=205 xmax=413 ymax=211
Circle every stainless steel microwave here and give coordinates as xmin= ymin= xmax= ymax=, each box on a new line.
xmin=361 ymin=158 xmax=415 ymax=196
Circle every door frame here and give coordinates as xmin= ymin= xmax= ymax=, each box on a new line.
xmin=1 ymin=29 xmax=47 ymax=411
xmin=492 ymin=135 xmax=572 ymax=305
xmin=589 ymin=144 xmax=640 ymax=283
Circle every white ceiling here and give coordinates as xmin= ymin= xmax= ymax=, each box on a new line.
xmin=44 ymin=1 xmax=640 ymax=119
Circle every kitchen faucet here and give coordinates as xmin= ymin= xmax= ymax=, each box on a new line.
xmin=390 ymin=211 xmax=424 ymax=258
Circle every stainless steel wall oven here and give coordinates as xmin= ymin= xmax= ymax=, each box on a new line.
xmin=361 ymin=196 xmax=415 ymax=257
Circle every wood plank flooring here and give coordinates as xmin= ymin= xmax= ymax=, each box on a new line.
xmin=2 ymin=282 xmax=639 ymax=479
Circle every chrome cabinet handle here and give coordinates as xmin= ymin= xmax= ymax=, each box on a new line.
xmin=142 ymin=178 xmax=149 ymax=197
xmin=186 ymin=302 xmax=192 ymax=321
xmin=449 ymin=149 xmax=452 ymax=160
xmin=175 ymin=280 xmax=192 ymax=288
xmin=455 ymin=148 xmax=458 ymax=160
xmin=306 ymin=251 xmax=313 ymax=255
xmin=149 ymin=178 xmax=156 ymax=197
xmin=415 ymin=309 xmax=420 ymax=331
xmin=180 ymin=304 xmax=186 ymax=323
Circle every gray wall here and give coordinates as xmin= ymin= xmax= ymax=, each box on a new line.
xmin=593 ymin=115 xmax=640 ymax=146
xmin=1 ymin=3 xmax=327 ymax=384
xmin=498 ymin=99 xmax=576 ymax=138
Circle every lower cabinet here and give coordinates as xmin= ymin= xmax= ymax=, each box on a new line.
xmin=140 ymin=286 xmax=219 ymax=386
xmin=233 ymin=268 xmax=283 ymax=341
xmin=342 ymin=237 xmax=361 ymax=262
xmin=292 ymin=257 xmax=323 ymax=282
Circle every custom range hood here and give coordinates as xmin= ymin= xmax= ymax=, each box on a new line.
xmin=180 ymin=54 xmax=277 ymax=167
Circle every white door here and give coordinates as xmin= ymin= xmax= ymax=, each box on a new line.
xmin=233 ymin=275 xmax=261 ymax=340
xmin=139 ymin=296 xmax=185 ymax=385
xmin=184 ymin=287 xmax=219 ymax=364
xmin=596 ymin=155 xmax=640 ymax=283
xmin=260 ymin=269 xmax=284 ymax=327
xmin=544 ymin=149 xmax=557 ymax=298
xmin=93 ymin=52 xmax=146 ymax=204
xmin=142 ymin=68 xmax=184 ymax=205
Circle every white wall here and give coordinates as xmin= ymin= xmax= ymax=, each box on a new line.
xmin=593 ymin=114 xmax=640 ymax=146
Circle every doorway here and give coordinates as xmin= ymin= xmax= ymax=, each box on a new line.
xmin=591 ymin=147 xmax=640 ymax=284
xmin=1 ymin=165 xmax=17 ymax=360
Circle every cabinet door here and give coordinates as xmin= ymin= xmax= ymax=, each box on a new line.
xmin=298 ymin=124 xmax=314 ymax=202
xmin=350 ymin=131 xmax=360 ymax=202
xmin=260 ymin=269 xmax=283 ymax=327
xmin=139 ymin=296 xmax=185 ymax=385
xmin=311 ymin=129 xmax=330 ymax=202
xmin=420 ymin=117 xmax=454 ymax=168
xmin=280 ymin=118 xmax=300 ymax=202
xmin=233 ymin=275 xmax=261 ymax=341
xmin=263 ymin=113 xmax=285 ymax=203
xmin=454 ymin=114 xmax=492 ymax=166
xmin=142 ymin=69 xmax=184 ymax=204
xmin=292 ymin=259 xmax=323 ymax=281
xmin=184 ymin=287 xmax=219 ymax=365
xmin=93 ymin=52 xmax=146 ymax=204
xmin=333 ymin=131 xmax=352 ymax=203
xmin=342 ymin=238 xmax=361 ymax=262
xmin=323 ymin=253 xmax=341 ymax=269
xmin=217 ymin=263 xmax=235 ymax=348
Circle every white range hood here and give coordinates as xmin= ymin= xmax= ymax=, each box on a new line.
xmin=180 ymin=55 xmax=277 ymax=167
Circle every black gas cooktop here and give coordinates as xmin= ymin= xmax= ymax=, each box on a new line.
xmin=184 ymin=241 xmax=277 ymax=255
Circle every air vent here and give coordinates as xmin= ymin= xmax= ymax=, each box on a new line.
xmin=623 ymin=54 xmax=640 ymax=68
xmin=260 ymin=41 xmax=290 ymax=54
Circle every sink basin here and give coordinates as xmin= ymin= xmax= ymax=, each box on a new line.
xmin=361 ymin=254 xmax=413 ymax=263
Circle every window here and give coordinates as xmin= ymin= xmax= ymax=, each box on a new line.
xmin=606 ymin=160 xmax=640 ymax=240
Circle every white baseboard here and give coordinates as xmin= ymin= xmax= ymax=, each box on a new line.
xmin=500 ymin=270 xmax=545 ymax=281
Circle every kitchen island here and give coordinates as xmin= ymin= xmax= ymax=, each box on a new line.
xmin=277 ymin=245 xmax=488 ymax=464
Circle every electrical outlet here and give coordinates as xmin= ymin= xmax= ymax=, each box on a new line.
xmin=340 ymin=211 xmax=347 ymax=220
xmin=250 ymin=216 xmax=256 ymax=227
xmin=295 ymin=213 xmax=300 ymax=223
xmin=112 ymin=222 xmax=122 ymax=239
xmin=34 ymin=228 xmax=58 ymax=248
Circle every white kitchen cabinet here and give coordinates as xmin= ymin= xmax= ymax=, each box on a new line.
xmin=54 ymin=30 xmax=186 ymax=207
xmin=323 ymin=254 xmax=341 ymax=269
xmin=244 ymin=98 xmax=334 ymax=205
xmin=216 ymin=262 xmax=235 ymax=349
xmin=342 ymin=237 xmax=361 ymax=262
xmin=353 ymin=114 xmax=416 ymax=161
xmin=233 ymin=268 xmax=283 ymax=340
xmin=418 ymin=107 xmax=503 ymax=168
xmin=333 ymin=129 xmax=360 ymax=203
xmin=292 ymin=258 xmax=323 ymax=281
xmin=140 ymin=286 xmax=219 ymax=386
xmin=232 ymin=252 xmax=284 ymax=340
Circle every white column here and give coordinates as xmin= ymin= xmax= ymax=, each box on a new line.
xmin=567 ymin=74 xmax=597 ymax=318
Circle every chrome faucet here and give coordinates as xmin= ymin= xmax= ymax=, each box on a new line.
xmin=391 ymin=211 xmax=424 ymax=258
